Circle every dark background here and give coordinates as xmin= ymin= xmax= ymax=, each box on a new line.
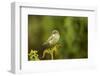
xmin=28 ymin=15 xmax=88 ymax=60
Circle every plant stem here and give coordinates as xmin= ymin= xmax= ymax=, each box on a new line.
xmin=51 ymin=51 xmax=53 ymax=60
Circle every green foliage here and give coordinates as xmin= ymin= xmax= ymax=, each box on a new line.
xmin=28 ymin=49 xmax=40 ymax=61
xmin=42 ymin=44 xmax=61 ymax=60
xmin=29 ymin=44 xmax=61 ymax=61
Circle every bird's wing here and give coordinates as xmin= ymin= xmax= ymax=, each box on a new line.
xmin=47 ymin=35 xmax=54 ymax=42
xmin=43 ymin=35 xmax=54 ymax=45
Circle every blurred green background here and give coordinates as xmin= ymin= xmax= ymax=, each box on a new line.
xmin=28 ymin=15 xmax=88 ymax=60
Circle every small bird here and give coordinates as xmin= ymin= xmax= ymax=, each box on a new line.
xmin=43 ymin=30 xmax=60 ymax=48
xmin=41 ymin=30 xmax=60 ymax=59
